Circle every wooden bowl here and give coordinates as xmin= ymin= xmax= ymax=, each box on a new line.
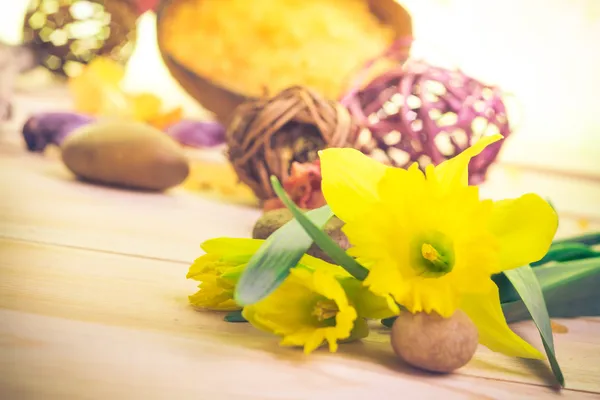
xmin=156 ymin=0 xmax=413 ymax=125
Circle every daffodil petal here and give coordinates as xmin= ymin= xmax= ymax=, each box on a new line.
xmin=298 ymin=254 xmax=351 ymax=277
xmin=308 ymin=331 xmax=328 ymax=353
xmin=241 ymin=307 xmax=271 ymax=332
xmin=378 ymin=163 xmax=422 ymax=206
xmin=200 ymin=237 xmax=264 ymax=256
xmin=461 ymin=282 xmax=544 ymax=359
xmin=363 ymin=258 xmax=406 ymax=302
xmin=339 ymin=277 xmax=399 ymax=319
xmin=319 ymin=148 xmax=388 ymax=223
xmin=219 ymin=263 xmax=248 ymax=282
xmin=489 ymin=193 xmax=558 ymax=272
xmin=279 ymin=328 xmax=317 ymax=347
xmin=186 ymin=253 xmax=223 ymax=279
xmin=293 ymin=268 xmax=348 ymax=307
xmin=188 ymin=283 xmax=240 ymax=311
xmin=324 ymin=329 xmax=340 ymax=352
xmin=244 ymin=278 xmax=315 ymax=333
xmin=343 ymin=318 xmax=370 ymax=342
xmin=243 ymin=268 xmax=357 ymax=354
xmin=434 ymin=134 xmax=503 ymax=190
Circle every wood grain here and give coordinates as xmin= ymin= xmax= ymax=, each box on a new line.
xmin=4 ymin=310 xmax=598 ymax=400
xmin=2 ymin=92 xmax=600 ymax=398
xmin=1 ymin=140 xmax=598 ymax=264
xmin=1 ymin=238 xmax=599 ymax=397
xmin=0 ymin=143 xmax=260 ymax=263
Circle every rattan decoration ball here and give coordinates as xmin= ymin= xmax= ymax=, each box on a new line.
xmin=22 ymin=0 xmax=138 ymax=77
xmin=226 ymin=86 xmax=359 ymax=201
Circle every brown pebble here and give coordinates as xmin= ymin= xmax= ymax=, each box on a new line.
xmin=391 ymin=310 xmax=479 ymax=373
xmin=61 ymin=120 xmax=189 ymax=191
xmin=252 ymin=208 xmax=295 ymax=240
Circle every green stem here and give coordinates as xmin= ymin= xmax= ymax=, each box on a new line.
xmin=271 ymin=176 xmax=369 ymax=280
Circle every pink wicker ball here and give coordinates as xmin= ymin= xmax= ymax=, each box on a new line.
xmin=341 ymin=59 xmax=511 ymax=184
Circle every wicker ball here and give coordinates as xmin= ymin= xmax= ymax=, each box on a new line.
xmin=342 ymin=60 xmax=511 ymax=184
xmin=226 ymin=86 xmax=359 ymax=201
xmin=22 ymin=0 xmax=138 ymax=77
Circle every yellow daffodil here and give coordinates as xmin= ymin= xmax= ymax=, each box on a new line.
xmin=186 ymin=238 xmax=263 ymax=311
xmin=243 ymin=268 xmax=358 ymax=354
xmin=243 ymin=267 xmax=396 ymax=354
xmin=319 ymin=134 xmax=558 ymax=359
xmin=187 ymin=237 xmax=396 ymax=324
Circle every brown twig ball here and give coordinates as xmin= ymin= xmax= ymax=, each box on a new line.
xmin=391 ymin=310 xmax=479 ymax=373
xmin=225 ymin=86 xmax=359 ymax=201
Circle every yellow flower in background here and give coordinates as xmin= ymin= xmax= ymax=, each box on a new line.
xmin=319 ymin=134 xmax=559 ymax=359
xmin=68 ymin=57 xmax=126 ymax=115
xmin=243 ymin=267 xmax=396 ymax=354
xmin=130 ymin=93 xmax=163 ymax=122
xmin=67 ymin=57 xmax=181 ymax=126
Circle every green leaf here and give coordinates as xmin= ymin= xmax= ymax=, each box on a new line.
xmin=234 ymin=205 xmax=333 ymax=306
xmin=224 ymin=310 xmax=247 ymax=323
xmin=535 ymin=257 xmax=600 ymax=287
xmin=492 ymin=252 xmax=600 ymax=304
xmin=551 ymin=232 xmax=600 ymax=246
xmin=495 ymin=238 xmax=599 ymax=302
xmin=271 ymin=176 xmax=369 ymax=280
xmin=493 ymin=251 xmax=600 ymax=395
xmin=494 ymin=272 xmax=519 ymax=303
xmin=503 ymin=257 xmax=600 ymax=321
xmin=531 ymin=242 xmax=598 ymax=267
xmin=381 ymin=317 xmax=397 ymax=328
xmin=504 ymin=266 xmax=564 ymax=387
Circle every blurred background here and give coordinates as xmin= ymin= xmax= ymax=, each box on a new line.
xmin=1 ymin=0 xmax=599 ymax=177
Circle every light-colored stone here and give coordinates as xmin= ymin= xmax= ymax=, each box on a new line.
xmin=61 ymin=120 xmax=189 ymax=191
xmin=391 ymin=310 xmax=479 ymax=373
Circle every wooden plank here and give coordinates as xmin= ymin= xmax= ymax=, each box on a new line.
xmin=1 ymin=239 xmax=599 ymax=395
xmin=1 ymin=140 xmax=598 ymax=264
xmin=3 ymin=310 xmax=597 ymax=400
xmin=3 ymin=91 xmax=600 ymax=397
xmin=0 ymin=143 xmax=261 ymax=263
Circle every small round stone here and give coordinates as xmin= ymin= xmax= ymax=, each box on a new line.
xmin=252 ymin=208 xmax=296 ymax=240
xmin=391 ymin=310 xmax=478 ymax=373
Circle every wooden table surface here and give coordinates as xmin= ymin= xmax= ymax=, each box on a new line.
xmin=1 ymin=92 xmax=600 ymax=399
